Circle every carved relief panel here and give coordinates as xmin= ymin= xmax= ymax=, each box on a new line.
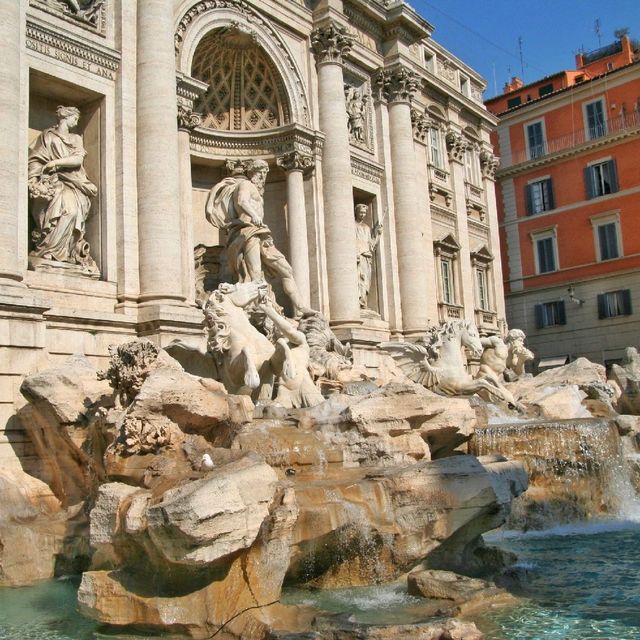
xmin=344 ymin=69 xmax=374 ymax=152
xmin=30 ymin=0 xmax=107 ymax=35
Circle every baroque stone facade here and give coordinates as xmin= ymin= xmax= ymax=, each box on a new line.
xmin=1 ymin=0 xmax=505 ymax=472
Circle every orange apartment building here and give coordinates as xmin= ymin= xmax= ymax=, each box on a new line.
xmin=486 ymin=34 xmax=640 ymax=370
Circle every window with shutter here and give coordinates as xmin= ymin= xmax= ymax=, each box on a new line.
xmin=535 ymin=301 xmax=566 ymax=328
xmin=597 ymin=222 xmax=619 ymax=260
xmin=587 ymin=160 xmax=619 ymax=198
xmin=536 ymin=236 xmax=557 ymax=273
xmin=598 ymin=290 xmax=633 ymax=318
xmin=527 ymin=178 xmax=555 ymax=214
xmin=526 ymin=121 xmax=545 ymax=159
xmin=585 ymin=99 xmax=607 ymax=140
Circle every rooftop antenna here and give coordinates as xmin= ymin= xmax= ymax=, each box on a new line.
xmin=594 ymin=19 xmax=602 ymax=47
xmin=492 ymin=62 xmax=497 ymax=96
xmin=517 ymin=36 xmax=525 ymax=81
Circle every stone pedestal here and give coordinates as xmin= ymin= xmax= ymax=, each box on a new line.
xmin=312 ymin=22 xmax=361 ymax=326
xmin=277 ymin=151 xmax=313 ymax=307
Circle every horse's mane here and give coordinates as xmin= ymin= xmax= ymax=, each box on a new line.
xmin=421 ymin=320 xmax=474 ymax=359
xmin=203 ymin=284 xmax=234 ymax=356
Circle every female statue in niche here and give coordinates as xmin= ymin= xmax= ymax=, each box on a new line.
xmin=28 ymin=105 xmax=99 ymax=276
xmin=354 ymin=203 xmax=382 ymax=309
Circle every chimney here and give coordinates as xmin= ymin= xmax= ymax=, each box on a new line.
xmin=503 ymin=76 xmax=524 ymax=93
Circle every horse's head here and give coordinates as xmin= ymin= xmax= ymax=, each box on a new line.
xmin=220 ymin=280 xmax=268 ymax=309
xmin=460 ymin=321 xmax=483 ymax=358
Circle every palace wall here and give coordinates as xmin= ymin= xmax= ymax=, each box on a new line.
xmin=0 ymin=0 xmax=505 ymax=471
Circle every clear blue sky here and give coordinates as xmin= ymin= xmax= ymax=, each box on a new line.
xmin=412 ymin=0 xmax=639 ymax=98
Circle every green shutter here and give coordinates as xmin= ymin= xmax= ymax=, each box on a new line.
xmin=534 ymin=304 xmax=544 ymax=328
xmin=622 ymin=289 xmax=632 ymax=315
xmin=584 ymin=167 xmax=595 ymax=199
xmin=546 ymin=178 xmax=555 ymax=210
xmin=525 ymin=184 xmax=534 ymax=216
xmin=608 ymin=159 xmax=619 ymax=193
xmin=597 ymin=293 xmax=607 ymax=319
xmin=557 ymin=301 xmax=567 ymax=325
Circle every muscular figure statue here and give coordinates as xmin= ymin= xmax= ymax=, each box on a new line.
xmin=206 ymin=159 xmax=313 ymax=318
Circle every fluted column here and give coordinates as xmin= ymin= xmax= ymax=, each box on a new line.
xmin=311 ymin=22 xmax=360 ymax=325
xmin=136 ymin=0 xmax=184 ymax=305
xmin=0 ymin=1 xmax=24 ymax=287
xmin=277 ymin=151 xmax=313 ymax=307
xmin=379 ymin=65 xmax=429 ymax=334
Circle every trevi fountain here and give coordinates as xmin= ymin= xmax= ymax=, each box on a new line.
xmin=2 ymin=1 xmax=640 ymax=639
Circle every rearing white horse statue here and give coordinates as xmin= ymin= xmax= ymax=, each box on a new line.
xmin=381 ymin=320 xmax=519 ymax=406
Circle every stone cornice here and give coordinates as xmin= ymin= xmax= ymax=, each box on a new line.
xmin=497 ymin=126 xmax=640 ymax=179
xmin=375 ymin=64 xmax=419 ymax=104
xmin=350 ymin=154 xmax=384 ymax=184
xmin=188 ymin=123 xmax=324 ymax=159
xmin=26 ymin=16 xmax=120 ymax=81
xmin=311 ymin=21 xmax=355 ymax=66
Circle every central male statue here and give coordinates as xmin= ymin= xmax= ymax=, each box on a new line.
xmin=206 ymin=159 xmax=312 ymax=318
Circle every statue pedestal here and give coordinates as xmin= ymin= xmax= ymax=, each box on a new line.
xmin=333 ymin=312 xmax=391 ymax=376
xmin=28 ymin=256 xmax=100 ymax=280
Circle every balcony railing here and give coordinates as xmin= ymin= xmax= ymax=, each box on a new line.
xmin=505 ymin=111 xmax=640 ymax=167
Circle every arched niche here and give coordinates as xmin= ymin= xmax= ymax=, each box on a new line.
xmin=191 ymin=27 xmax=291 ymax=131
xmin=175 ymin=1 xmax=310 ymax=127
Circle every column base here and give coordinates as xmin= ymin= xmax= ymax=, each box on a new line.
xmin=136 ymin=303 xmax=204 ymax=347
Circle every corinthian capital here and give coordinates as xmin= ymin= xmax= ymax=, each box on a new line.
xmin=375 ymin=65 xmax=419 ymax=104
xmin=177 ymin=105 xmax=202 ymax=132
xmin=311 ymin=22 xmax=354 ymax=66
xmin=277 ymin=150 xmax=314 ymax=174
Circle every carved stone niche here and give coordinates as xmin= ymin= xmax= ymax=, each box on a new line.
xmin=27 ymin=70 xmax=104 ymax=279
xmin=344 ymin=72 xmax=373 ymax=151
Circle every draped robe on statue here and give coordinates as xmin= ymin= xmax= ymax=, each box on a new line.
xmin=28 ymin=127 xmax=97 ymax=264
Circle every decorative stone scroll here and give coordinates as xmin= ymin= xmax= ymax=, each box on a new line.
xmin=479 ymin=148 xmax=499 ymax=179
xmin=376 ymin=65 xmax=419 ymax=104
xmin=177 ymin=105 xmax=202 ymax=132
xmin=311 ymin=22 xmax=354 ymax=66
xmin=445 ymin=129 xmax=467 ymax=163
xmin=276 ymin=150 xmax=314 ymax=175
xmin=410 ymin=108 xmax=429 ymax=141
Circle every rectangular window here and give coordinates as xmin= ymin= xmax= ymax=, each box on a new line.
xmin=460 ymin=75 xmax=470 ymax=97
xmin=535 ymin=301 xmax=567 ymax=328
xmin=464 ymin=147 xmax=480 ymax=185
xmin=429 ymin=128 xmax=444 ymax=169
xmin=526 ymin=178 xmax=555 ymax=215
xmin=441 ymin=259 xmax=454 ymax=304
xmin=424 ymin=50 xmax=435 ymax=73
xmin=476 ymin=268 xmax=489 ymax=310
xmin=526 ymin=121 xmax=546 ymax=159
xmin=585 ymin=160 xmax=619 ymax=198
xmin=585 ymin=99 xmax=607 ymax=139
xmin=535 ymin=235 xmax=557 ymax=273
xmin=598 ymin=290 xmax=632 ymax=318
xmin=538 ymin=83 xmax=554 ymax=97
xmin=597 ymin=222 xmax=620 ymax=261
xmin=507 ymin=96 xmax=522 ymax=109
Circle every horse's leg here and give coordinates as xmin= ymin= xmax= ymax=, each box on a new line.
xmin=240 ymin=347 xmax=260 ymax=389
xmin=271 ymin=338 xmax=296 ymax=381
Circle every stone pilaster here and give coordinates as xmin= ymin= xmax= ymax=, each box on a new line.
xmin=0 ymin=1 xmax=25 ymax=289
xmin=311 ymin=22 xmax=361 ymax=326
xmin=277 ymin=151 xmax=313 ymax=307
xmin=377 ymin=65 xmax=429 ymax=335
xmin=136 ymin=0 xmax=185 ymax=305
xmin=177 ymin=108 xmax=201 ymax=306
